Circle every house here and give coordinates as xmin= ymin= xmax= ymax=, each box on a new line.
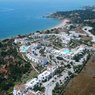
xmin=13 ymin=84 xmax=27 ymax=95
xmin=25 ymin=78 xmax=40 ymax=89
xmin=47 ymin=65 xmax=58 ymax=72
xmin=26 ymin=53 xmax=39 ymax=63
xmin=13 ymin=79 xmax=42 ymax=95
xmin=13 ymin=85 xmax=42 ymax=95
xmin=26 ymin=91 xmax=36 ymax=95
xmin=14 ymin=38 xmax=28 ymax=44
xmin=69 ymin=31 xmax=79 ymax=38
xmin=38 ymin=70 xmax=51 ymax=82
xmin=39 ymin=57 xmax=48 ymax=65
xmin=36 ymin=91 xmax=44 ymax=95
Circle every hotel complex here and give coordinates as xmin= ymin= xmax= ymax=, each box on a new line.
xmin=13 ymin=22 xmax=95 ymax=95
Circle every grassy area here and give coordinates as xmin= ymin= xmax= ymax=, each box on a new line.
xmin=21 ymin=70 xmax=38 ymax=83
xmin=64 ymin=56 xmax=95 ymax=95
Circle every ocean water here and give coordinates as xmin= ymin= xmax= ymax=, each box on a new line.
xmin=0 ymin=0 xmax=95 ymax=39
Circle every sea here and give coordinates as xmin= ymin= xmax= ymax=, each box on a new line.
xmin=0 ymin=0 xmax=95 ymax=39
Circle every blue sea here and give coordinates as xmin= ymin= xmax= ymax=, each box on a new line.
xmin=0 ymin=0 xmax=95 ymax=39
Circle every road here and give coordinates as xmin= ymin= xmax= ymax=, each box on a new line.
xmin=43 ymin=71 xmax=68 ymax=95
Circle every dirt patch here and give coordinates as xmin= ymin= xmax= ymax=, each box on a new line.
xmin=64 ymin=56 xmax=95 ymax=95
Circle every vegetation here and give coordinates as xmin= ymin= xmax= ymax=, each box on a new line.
xmin=0 ymin=5 xmax=94 ymax=95
xmin=73 ymin=65 xmax=83 ymax=73
xmin=51 ymin=37 xmax=63 ymax=49
xmin=55 ymin=67 xmax=64 ymax=76
xmin=48 ymin=6 xmax=95 ymax=24
xmin=69 ymin=38 xmax=92 ymax=48
xmin=48 ymin=6 xmax=95 ymax=36
xmin=53 ymin=79 xmax=69 ymax=95
xmin=0 ymin=39 xmax=31 ymax=95
xmin=56 ymin=56 xmax=63 ymax=60
xmin=33 ymin=85 xmax=45 ymax=92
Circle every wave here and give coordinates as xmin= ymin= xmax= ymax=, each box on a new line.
xmin=0 ymin=8 xmax=15 ymax=12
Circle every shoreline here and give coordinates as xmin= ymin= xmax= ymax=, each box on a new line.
xmin=49 ymin=19 xmax=70 ymax=30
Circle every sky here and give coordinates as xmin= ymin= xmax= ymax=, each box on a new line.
xmin=0 ymin=0 xmax=95 ymax=4
xmin=0 ymin=0 xmax=95 ymax=2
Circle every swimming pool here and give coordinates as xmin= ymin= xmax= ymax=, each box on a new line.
xmin=63 ymin=49 xmax=71 ymax=54
xmin=20 ymin=46 xmax=30 ymax=53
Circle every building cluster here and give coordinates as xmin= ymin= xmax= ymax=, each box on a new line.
xmin=13 ymin=24 xmax=95 ymax=95
xmin=13 ymin=65 xmax=57 ymax=95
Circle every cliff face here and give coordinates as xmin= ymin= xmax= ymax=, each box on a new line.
xmin=0 ymin=39 xmax=31 ymax=95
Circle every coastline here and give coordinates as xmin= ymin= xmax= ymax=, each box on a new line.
xmin=49 ymin=19 xmax=70 ymax=30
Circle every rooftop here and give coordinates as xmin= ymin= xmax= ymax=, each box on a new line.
xmin=14 ymin=84 xmax=26 ymax=91
xmin=26 ymin=78 xmax=39 ymax=88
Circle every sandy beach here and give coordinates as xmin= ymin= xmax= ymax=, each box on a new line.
xmin=50 ymin=19 xmax=70 ymax=29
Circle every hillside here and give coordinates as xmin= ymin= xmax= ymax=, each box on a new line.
xmin=64 ymin=55 xmax=95 ymax=95
xmin=0 ymin=39 xmax=31 ymax=95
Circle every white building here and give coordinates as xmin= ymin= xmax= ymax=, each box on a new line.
xmin=38 ymin=70 xmax=51 ymax=82
xmin=25 ymin=78 xmax=40 ymax=89
xmin=13 ymin=84 xmax=27 ymax=95
xmin=69 ymin=31 xmax=79 ymax=38
xmin=14 ymin=38 xmax=27 ymax=44
xmin=26 ymin=53 xmax=39 ymax=63
xmin=47 ymin=65 xmax=58 ymax=73
xmin=71 ymin=45 xmax=86 ymax=57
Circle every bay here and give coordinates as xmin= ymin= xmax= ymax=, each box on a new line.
xmin=0 ymin=0 xmax=95 ymax=39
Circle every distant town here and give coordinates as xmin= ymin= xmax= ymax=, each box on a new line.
xmin=0 ymin=6 xmax=95 ymax=95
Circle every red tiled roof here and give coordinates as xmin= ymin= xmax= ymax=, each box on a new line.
xmin=15 ymin=84 xmax=26 ymax=91
xmin=26 ymin=92 xmax=36 ymax=95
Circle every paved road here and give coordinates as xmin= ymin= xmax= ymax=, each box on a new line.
xmin=43 ymin=71 xmax=68 ymax=95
